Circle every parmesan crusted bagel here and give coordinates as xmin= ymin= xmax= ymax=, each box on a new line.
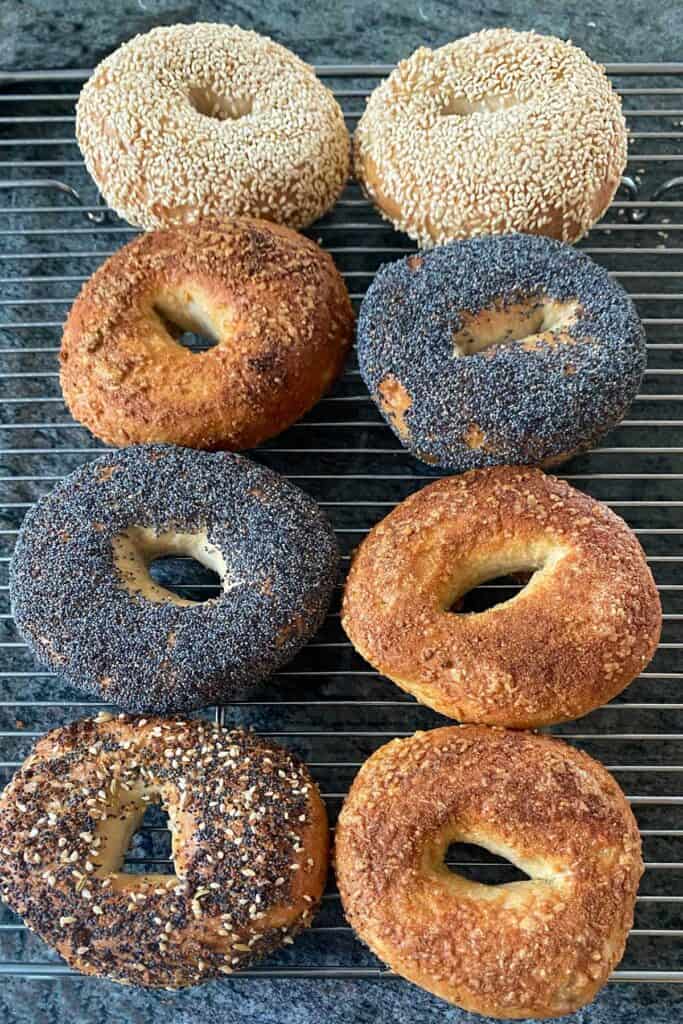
xmin=76 ymin=23 xmax=350 ymax=230
xmin=354 ymin=29 xmax=627 ymax=246
xmin=0 ymin=714 xmax=329 ymax=988
xmin=60 ymin=218 xmax=353 ymax=450
xmin=342 ymin=466 xmax=661 ymax=728
xmin=335 ymin=725 xmax=642 ymax=1018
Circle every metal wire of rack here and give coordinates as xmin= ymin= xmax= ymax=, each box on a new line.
xmin=0 ymin=64 xmax=682 ymax=987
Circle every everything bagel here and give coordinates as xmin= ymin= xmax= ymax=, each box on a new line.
xmin=0 ymin=714 xmax=329 ymax=988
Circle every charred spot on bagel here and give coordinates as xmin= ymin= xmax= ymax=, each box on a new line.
xmin=246 ymin=348 xmax=286 ymax=377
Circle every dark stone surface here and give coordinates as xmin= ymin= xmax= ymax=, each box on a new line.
xmin=0 ymin=2 xmax=682 ymax=1022
xmin=1 ymin=975 xmax=683 ymax=1024
xmin=0 ymin=0 xmax=682 ymax=68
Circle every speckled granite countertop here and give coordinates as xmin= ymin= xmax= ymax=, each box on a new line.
xmin=2 ymin=0 xmax=683 ymax=69
xmin=1 ymin=1 xmax=682 ymax=1022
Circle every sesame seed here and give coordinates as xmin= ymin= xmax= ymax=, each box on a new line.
xmin=76 ymin=23 xmax=349 ymax=231
xmin=355 ymin=28 xmax=627 ymax=247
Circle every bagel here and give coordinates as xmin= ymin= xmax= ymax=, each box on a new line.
xmin=335 ymin=725 xmax=642 ymax=1018
xmin=76 ymin=23 xmax=350 ymax=230
xmin=357 ymin=233 xmax=646 ymax=472
xmin=60 ymin=218 xmax=353 ymax=450
xmin=10 ymin=445 xmax=339 ymax=714
xmin=0 ymin=713 xmax=329 ymax=988
xmin=354 ymin=28 xmax=627 ymax=246
xmin=342 ymin=466 xmax=661 ymax=728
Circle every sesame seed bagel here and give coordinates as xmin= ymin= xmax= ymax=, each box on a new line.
xmin=10 ymin=445 xmax=339 ymax=714
xmin=0 ymin=714 xmax=328 ymax=988
xmin=342 ymin=466 xmax=661 ymax=728
xmin=76 ymin=23 xmax=349 ymax=230
xmin=335 ymin=725 xmax=642 ymax=1018
xmin=354 ymin=29 xmax=626 ymax=247
xmin=60 ymin=218 xmax=353 ymax=450
xmin=358 ymin=233 xmax=646 ymax=472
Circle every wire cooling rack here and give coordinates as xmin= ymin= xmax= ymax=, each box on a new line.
xmin=0 ymin=64 xmax=682 ymax=986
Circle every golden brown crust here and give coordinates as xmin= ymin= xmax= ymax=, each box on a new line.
xmin=0 ymin=714 xmax=328 ymax=988
xmin=60 ymin=217 xmax=354 ymax=449
xmin=342 ymin=466 xmax=661 ymax=728
xmin=335 ymin=725 xmax=642 ymax=1018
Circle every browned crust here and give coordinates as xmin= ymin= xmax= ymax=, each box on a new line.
xmin=341 ymin=466 xmax=662 ymax=728
xmin=0 ymin=714 xmax=328 ymax=988
xmin=335 ymin=725 xmax=643 ymax=1018
xmin=60 ymin=217 xmax=354 ymax=449
xmin=377 ymin=375 xmax=412 ymax=440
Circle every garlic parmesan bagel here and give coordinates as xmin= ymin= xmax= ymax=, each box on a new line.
xmin=335 ymin=725 xmax=642 ymax=1018
xmin=354 ymin=29 xmax=627 ymax=246
xmin=342 ymin=466 xmax=661 ymax=728
xmin=60 ymin=218 xmax=353 ymax=450
xmin=0 ymin=714 xmax=329 ymax=988
xmin=76 ymin=23 xmax=349 ymax=230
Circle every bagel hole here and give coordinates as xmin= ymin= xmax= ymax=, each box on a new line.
xmin=440 ymin=93 xmax=521 ymax=117
xmin=122 ymin=803 xmax=174 ymax=876
xmin=188 ymin=86 xmax=252 ymax=121
xmin=452 ymin=298 xmax=579 ymax=357
xmin=445 ymin=842 xmax=531 ymax=885
xmin=449 ymin=571 xmax=535 ymax=614
xmin=148 ymin=555 xmax=223 ymax=603
xmin=113 ymin=527 xmax=227 ymax=607
xmin=177 ymin=330 xmax=217 ymax=353
xmin=152 ymin=302 xmax=219 ymax=353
